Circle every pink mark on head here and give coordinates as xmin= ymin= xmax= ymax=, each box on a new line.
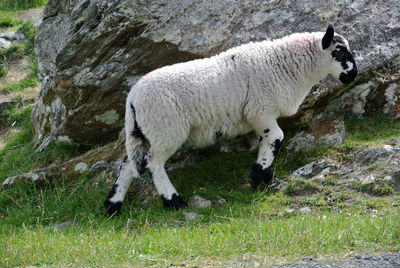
xmin=296 ymin=33 xmax=312 ymax=46
xmin=292 ymin=33 xmax=312 ymax=53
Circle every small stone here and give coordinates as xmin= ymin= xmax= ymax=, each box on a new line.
xmin=215 ymin=195 xmax=227 ymax=206
xmin=74 ymin=162 xmax=88 ymax=173
xmin=299 ymin=207 xmax=312 ymax=214
xmin=219 ymin=145 xmax=233 ymax=153
xmin=188 ymin=194 xmax=212 ymax=208
xmin=291 ymin=159 xmax=327 ymax=178
xmin=383 ymin=175 xmax=392 ymax=181
xmin=30 ymin=173 xmax=40 ymax=181
xmin=361 ymin=174 xmax=375 ymax=185
xmin=241 ymin=182 xmax=253 ymax=190
xmin=89 ymin=160 xmax=107 ymax=173
xmin=48 ymin=221 xmax=74 ymax=230
xmin=183 ymin=212 xmax=201 ymax=221
xmin=286 ymin=208 xmax=295 ymax=214
xmin=287 ymin=131 xmax=315 ymax=152
xmin=0 ymin=38 xmax=12 ymax=49
xmin=301 ymin=256 xmax=314 ymax=262
xmin=355 ymin=145 xmax=394 ymax=165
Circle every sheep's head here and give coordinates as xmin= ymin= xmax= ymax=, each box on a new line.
xmin=321 ymin=25 xmax=357 ymax=84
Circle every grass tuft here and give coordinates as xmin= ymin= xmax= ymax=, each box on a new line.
xmin=0 ymin=0 xmax=47 ymax=11
xmin=0 ymin=15 xmax=21 ymax=28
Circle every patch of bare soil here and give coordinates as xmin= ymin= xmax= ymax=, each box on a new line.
xmin=15 ymin=8 xmax=44 ymax=21
xmin=0 ymin=58 xmax=29 ymax=86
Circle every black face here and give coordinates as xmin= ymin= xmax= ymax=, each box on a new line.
xmin=331 ymin=36 xmax=357 ymax=84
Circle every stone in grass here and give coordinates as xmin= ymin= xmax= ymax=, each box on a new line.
xmin=188 ymin=194 xmax=212 ymax=208
xmin=355 ymin=145 xmax=395 ymax=166
xmin=214 ymin=195 xmax=227 ymax=206
xmin=299 ymin=207 xmax=312 ymax=214
xmin=291 ymin=158 xmax=328 ymax=178
xmin=48 ymin=221 xmax=74 ymax=230
xmin=74 ymin=162 xmax=88 ymax=173
xmin=183 ymin=212 xmax=201 ymax=221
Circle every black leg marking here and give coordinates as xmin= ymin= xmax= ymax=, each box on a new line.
xmin=261 ymin=157 xmax=267 ymax=167
xmin=104 ymin=200 xmax=122 ymax=216
xmin=161 ymin=193 xmax=188 ymax=210
xmin=215 ymin=131 xmax=223 ymax=140
xmin=271 ymin=139 xmax=282 ymax=157
xmin=104 ymin=184 xmax=122 ymax=216
xmin=137 ymin=157 xmax=148 ymax=175
xmin=249 ymin=163 xmax=274 ymax=189
xmin=130 ymin=103 xmax=145 ymax=142
xmin=106 ymin=184 xmax=118 ymax=200
xmin=123 ymin=155 xmax=128 ymax=163
xmin=231 ymin=55 xmax=235 ymax=61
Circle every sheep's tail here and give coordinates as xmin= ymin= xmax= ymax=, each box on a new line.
xmin=125 ymin=102 xmax=148 ymax=177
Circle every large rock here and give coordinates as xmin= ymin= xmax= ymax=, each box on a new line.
xmin=33 ymin=0 xmax=400 ymax=149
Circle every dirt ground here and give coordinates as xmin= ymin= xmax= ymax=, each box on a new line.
xmin=15 ymin=8 xmax=44 ymax=21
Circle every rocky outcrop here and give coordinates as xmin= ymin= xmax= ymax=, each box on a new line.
xmin=0 ymin=32 xmax=26 ymax=49
xmin=283 ymin=139 xmax=400 ymax=196
xmin=33 ymin=0 xmax=400 ymax=149
xmin=327 ymin=60 xmax=400 ymax=118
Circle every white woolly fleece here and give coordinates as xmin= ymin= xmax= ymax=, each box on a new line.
xmin=128 ymin=31 xmax=332 ymax=150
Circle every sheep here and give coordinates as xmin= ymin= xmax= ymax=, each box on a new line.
xmin=104 ymin=25 xmax=357 ymax=215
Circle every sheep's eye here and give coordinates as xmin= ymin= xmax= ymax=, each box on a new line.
xmin=332 ymin=49 xmax=346 ymax=61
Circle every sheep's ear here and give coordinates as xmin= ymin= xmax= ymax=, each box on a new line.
xmin=322 ymin=24 xmax=334 ymax=50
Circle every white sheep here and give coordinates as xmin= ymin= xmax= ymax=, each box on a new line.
xmin=104 ymin=25 xmax=357 ymax=215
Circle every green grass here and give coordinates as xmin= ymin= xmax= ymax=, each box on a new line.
xmin=0 ymin=15 xmax=21 ymax=28
xmin=1 ymin=110 xmax=400 ymax=265
xmin=1 ymin=101 xmax=400 ymax=266
xmin=344 ymin=113 xmax=400 ymax=147
xmin=0 ymin=22 xmax=39 ymax=88
xmin=1 ymin=175 xmax=399 ymax=266
xmin=0 ymin=105 xmax=83 ymax=180
xmin=1 ymin=74 xmax=39 ymax=91
xmin=0 ymin=0 xmax=47 ymax=11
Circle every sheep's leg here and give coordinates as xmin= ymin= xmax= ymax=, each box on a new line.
xmin=249 ymin=118 xmax=284 ymax=189
xmin=104 ymin=156 xmax=136 ymax=215
xmin=147 ymin=151 xmax=188 ymax=209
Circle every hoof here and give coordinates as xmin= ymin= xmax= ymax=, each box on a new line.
xmin=262 ymin=166 xmax=274 ymax=185
xmin=249 ymin=164 xmax=274 ymax=190
xmin=104 ymin=199 xmax=122 ymax=216
xmin=249 ymin=163 xmax=264 ymax=189
xmin=161 ymin=193 xmax=188 ymax=210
